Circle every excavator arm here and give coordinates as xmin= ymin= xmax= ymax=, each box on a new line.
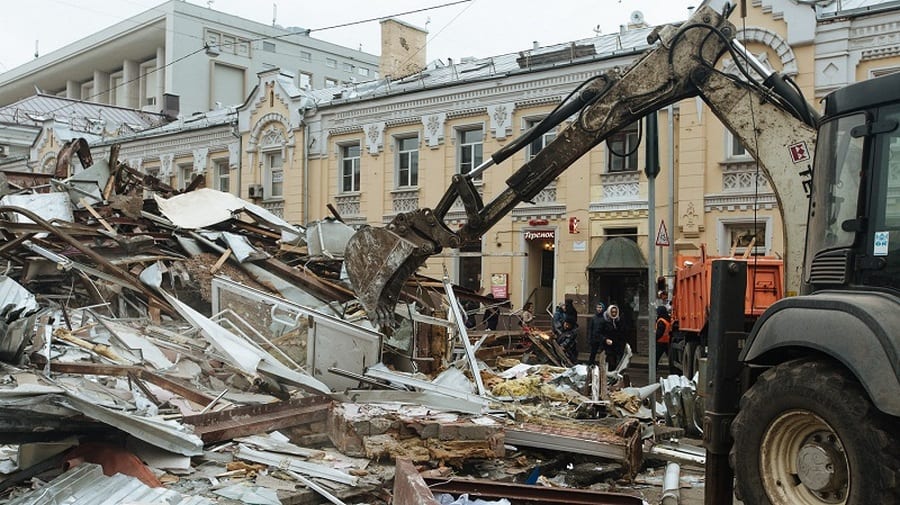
xmin=345 ymin=1 xmax=818 ymax=326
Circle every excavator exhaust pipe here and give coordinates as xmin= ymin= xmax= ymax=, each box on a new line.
xmin=344 ymin=225 xmax=427 ymax=327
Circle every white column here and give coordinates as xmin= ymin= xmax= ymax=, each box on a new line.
xmin=93 ymin=70 xmax=110 ymax=104
xmin=65 ymin=80 xmax=80 ymax=100
xmin=123 ymin=59 xmax=139 ymax=108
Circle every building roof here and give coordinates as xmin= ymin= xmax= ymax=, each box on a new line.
xmin=817 ymin=0 xmax=900 ymax=18
xmin=0 ymin=94 xmax=166 ymax=135
xmin=304 ymin=26 xmax=657 ymax=107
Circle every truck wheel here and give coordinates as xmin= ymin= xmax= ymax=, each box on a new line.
xmin=682 ymin=341 xmax=696 ymax=378
xmin=732 ymin=358 xmax=900 ymax=505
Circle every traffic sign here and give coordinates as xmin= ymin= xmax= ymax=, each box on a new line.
xmin=655 ymin=220 xmax=670 ymax=247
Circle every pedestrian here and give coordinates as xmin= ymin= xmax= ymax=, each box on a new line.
xmin=483 ymin=294 xmax=500 ymax=331
xmin=520 ymin=302 xmax=535 ymax=329
xmin=557 ymin=320 xmax=578 ymax=363
xmin=587 ymin=302 xmax=606 ymax=365
xmin=600 ymin=304 xmax=625 ymax=371
xmin=655 ymin=305 xmax=673 ymax=370
xmin=551 ymin=302 xmax=566 ymax=336
xmin=564 ymin=299 xmax=578 ymax=329
xmin=656 ymin=290 xmax=672 ymax=311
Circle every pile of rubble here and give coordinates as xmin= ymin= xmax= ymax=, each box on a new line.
xmin=0 ymin=141 xmax=706 ymax=504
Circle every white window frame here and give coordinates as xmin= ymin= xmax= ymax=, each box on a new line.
xmin=325 ymin=77 xmax=338 ymax=87
xmin=607 ymin=121 xmax=640 ymax=172
xmin=395 ymin=135 xmax=419 ymax=188
xmin=178 ymin=164 xmax=193 ymax=190
xmin=326 ymin=58 xmax=337 ymax=68
xmin=524 ymin=117 xmax=556 ymax=160
xmin=298 ymin=71 xmax=312 ymax=89
xmin=214 ymin=159 xmax=230 ymax=193
xmin=357 ymin=67 xmax=370 ymax=77
xmin=457 ymin=125 xmax=484 ymax=183
xmin=343 ymin=62 xmax=354 ymax=73
xmin=300 ymin=51 xmax=312 ymax=62
xmin=717 ymin=217 xmax=773 ymax=256
xmin=725 ymin=130 xmax=752 ymax=160
xmin=263 ymin=149 xmax=284 ymax=200
xmin=340 ymin=142 xmax=361 ymax=193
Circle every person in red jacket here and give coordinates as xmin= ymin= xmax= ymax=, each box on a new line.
xmin=655 ymin=305 xmax=673 ymax=371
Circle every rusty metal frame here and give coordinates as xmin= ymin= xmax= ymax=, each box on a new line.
xmin=182 ymin=396 xmax=330 ymax=443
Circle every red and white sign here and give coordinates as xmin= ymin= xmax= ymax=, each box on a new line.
xmin=788 ymin=141 xmax=811 ymax=164
xmin=524 ymin=230 xmax=555 ymax=241
xmin=490 ymin=273 xmax=508 ymax=299
xmin=655 ymin=220 xmax=670 ymax=247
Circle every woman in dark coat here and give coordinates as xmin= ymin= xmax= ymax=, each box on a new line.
xmin=600 ymin=304 xmax=626 ymax=371
xmin=563 ymin=299 xmax=578 ymax=328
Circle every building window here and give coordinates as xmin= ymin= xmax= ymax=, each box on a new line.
xmin=179 ymin=164 xmax=193 ymax=190
xmin=719 ymin=220 xmax=769 ymax=256
xmin=263 ymin=41 xmax=276 ymax=53
xmin=300 ymin=51 xmax=312 ymax=62
xmin=458 ymin=127 xmax=484 ymax=182
xmin=204 ymin=29 xmax=251 ymax=56
xmin=215 ymin=160 xmax=230 ymax=193
xmin=264 ymin=151 xmax=284 ymax=199
xmin=726 ymin=131 xmax=750 ymax=159
xmin=341 ymin=143 xmax=361 ymax=193
xmin=458 ymin=240 xmax=483 ymax=292
xmin=325 ymin=77 xmax=338 ymax=87
xmin=343 ymin=62 xmax=354 ymax=72
xmin=396 ymin=136 xmax=419 ymax=188
xmin=358 ymin=67 xmax=370 ymax=77
xmin=298 ymin=71 xmax=312 ymax=89
xmin=607 ymin=121 xmax=639 ymax=172
xmin=526 ymin=118 xmax=556 ymax=160
xmin=326 ymin=58 xmax=337 ymax=68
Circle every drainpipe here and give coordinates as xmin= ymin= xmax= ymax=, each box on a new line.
xmin=303 ymin=121 xmax=309 ymax=224
xmin=667 ymin=105 xmax=675 ymax=282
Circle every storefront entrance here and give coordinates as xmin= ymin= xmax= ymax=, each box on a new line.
xmin=523 ymin=229 xmax=555 ymax=318
xmin=587 ymin=236 xmax=648 ymax=354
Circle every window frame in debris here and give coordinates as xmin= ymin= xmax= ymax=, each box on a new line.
xmin=457 ymin=125 xmax=484 ymax=183
xmin=340 ymin=142 xmax=361 ymax=193
xmin=395 ymin=134 xmax=419 ymax=188
xmin=263 ymin=149 xmax=285 ymax=200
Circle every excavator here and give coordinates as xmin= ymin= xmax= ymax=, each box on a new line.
xmin=344 ymin=0 xmax=900 ymax=503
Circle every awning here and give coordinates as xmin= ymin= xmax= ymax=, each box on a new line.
xmin=587 ymin=237 xmax=648 ymax=270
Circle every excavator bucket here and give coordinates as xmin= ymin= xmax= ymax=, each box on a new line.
xmin=344 ymin=225 xmax=427 ymax=327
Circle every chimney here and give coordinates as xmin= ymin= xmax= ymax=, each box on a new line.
xmin=380 ymin=18 xmax=427 ymax=80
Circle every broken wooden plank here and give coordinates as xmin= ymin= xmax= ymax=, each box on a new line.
xmin=79 ymin=198 xmax=116 ymax=235
xmin=182 ymin=396 xmax=330 ymax=443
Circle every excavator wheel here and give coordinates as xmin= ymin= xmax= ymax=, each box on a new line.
xmin=731 ymin=358 xmax=900 ymax=505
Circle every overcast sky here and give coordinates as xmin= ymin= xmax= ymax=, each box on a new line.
xmin=0 ymin=0 xmax=701 ymax=73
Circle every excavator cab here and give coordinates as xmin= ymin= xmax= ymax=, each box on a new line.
xmin=804 ymin=71 xmax=900 ymax=295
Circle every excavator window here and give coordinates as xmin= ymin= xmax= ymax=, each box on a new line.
xmin=806 ymin=113 xmax=866 ymax=265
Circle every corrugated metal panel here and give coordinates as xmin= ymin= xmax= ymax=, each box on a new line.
xmin=0 ymin=94 xmax=165 ymax=131
xmin=4 ymin=463 xmax=213 ymax=505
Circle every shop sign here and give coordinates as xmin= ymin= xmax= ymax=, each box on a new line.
xmin=524 ymin=230 xmax=555 ymax=241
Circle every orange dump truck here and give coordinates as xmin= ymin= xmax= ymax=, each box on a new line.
xmin=670 ymin=253 xmax=784 ymax=377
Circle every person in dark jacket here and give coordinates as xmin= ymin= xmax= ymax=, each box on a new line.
xmin=587 ymin=302 xmax=606 ymax=365
xmin=551 ymin=302 xmax=566 ymax=336
xmin=557 ymin=320 xmax=578 ymax=363
xmin=564 ymin=299 xmax=578 ymax=328
xmin=600 ymin=304 xmax=626 ymax=371
xmin=655 ymin=305 xmax=673 ymax=369
xmin=483 ymin=294 xmax=500 ymax=331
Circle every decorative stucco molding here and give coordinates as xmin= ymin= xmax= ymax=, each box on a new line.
xmin=487 ymin=103 xmax=514 ymax=140
xmin=159 ymin=153 xmax=175 ymax=177
xmin=736 ymin=27 xmax=799 ymax=76
xmin=128 ymin=157 xmax=143 ymax=174
xmin=364 ymin=122 xmax=386 ymax=155
xmin=192 ymin=148 xmax=208 ymax=175
xmin=228 ymin=142 xmax=240 ymax=169
xmin=421 ymin=113 xmax=446 ymax=148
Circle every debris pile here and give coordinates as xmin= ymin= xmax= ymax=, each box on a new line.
xmin=0 ymin=142 xmax=707 ymax=504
